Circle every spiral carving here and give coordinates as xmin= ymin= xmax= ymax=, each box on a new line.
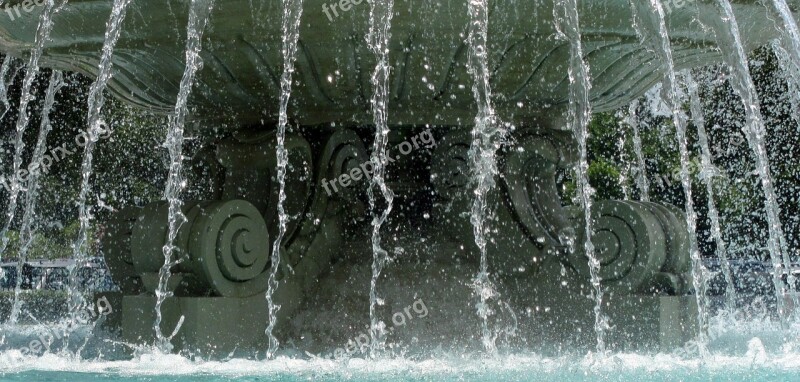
xmin=633 ymin=201 xmax=690 ymax=274
xmin=217 ymin=132 xmax=313 ymax=245
xmin=282 ymin=129 xmax=368 ymax=289
xmin=567 ymin=200 xmax=667 ymax=293
xmin=501 ymin=129 xmax=577 ymax=248
xmin=430 ymin=130 xmax=471 ymax=200
xmin=187 ymin=200 xmax=271 ymax=298
xmin=323 ymin=130 xmax=370 ymax=201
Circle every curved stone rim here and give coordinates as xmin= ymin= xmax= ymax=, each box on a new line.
xmin=0 ymin=0 xmax=788 ymax=126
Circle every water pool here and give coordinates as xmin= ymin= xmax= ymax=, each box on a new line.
xmin=1 ymin=317 xmax=799 ymax=382
xmin=1 ymin=352 xmax=799 ymax=382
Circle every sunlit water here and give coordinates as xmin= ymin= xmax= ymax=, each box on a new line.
xmin=365 ymin=0 xmax=396 ymax=357
xmin=553 ymin=0 xmax=606 ymax=354
xmin=265 ymin=0 xmax=304 ymax=358
xmin=153 ymin=0 xmax=214 ymax=351
xmin=67 ymin=0 xmax=132 ymax=335
xmin=770 ymin=0 xmax=800 ymax=99
xmin=632 ymin=0 xmax=710 ymax=352
xmin=686 ymin=72 xmax=737 ymax=313
xmin=0 ymin=0 xmax=64 ymax=280
xmin=465 ymin=0 xmax=507 ymax=354
xmin=8 ymin=71 xmax=64 ymax=324
xmin=0 ymin=56 xmax=13 ymax=121
xmin=625 ymin=100 xmax=650 ymax=202
xmin=712 ymin=0 xmax=797 ymax=319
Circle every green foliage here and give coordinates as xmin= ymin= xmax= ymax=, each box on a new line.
xmin=587 ymin=112 xmax=625 ymax=164
xmin=2 ymin=232 xmax=56 ymax=261
xmin=572 ymin=47 xmax=800 ymax=258
xmin=0 ymin=67 xmax=169 ymax=260
xmin=587 ymin=159 xmax=624 ymax=200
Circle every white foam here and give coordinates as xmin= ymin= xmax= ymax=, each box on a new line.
xmin=1 ymin=316 xmax=800 ymax=377
xmin=0 ymin=347 xmax=800 ymax=377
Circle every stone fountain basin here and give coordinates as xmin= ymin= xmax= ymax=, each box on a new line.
xmin=0 ymin=0 xmax=792 ymax=127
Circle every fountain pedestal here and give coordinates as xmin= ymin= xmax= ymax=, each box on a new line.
xmin=101 ymin=129 xmax=370 ymax=356
xmin=119 ymin=293 xmax=294 ymax=357
xmin=518 ymin=257 xmax=698 ymax=351
xmin=97 ymin=125 xmax=700 ymax=356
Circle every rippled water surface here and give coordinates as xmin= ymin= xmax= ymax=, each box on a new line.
xmin=1 ymin=317 xmax=799 ymax=381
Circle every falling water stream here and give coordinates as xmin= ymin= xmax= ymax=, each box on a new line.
xmin=0 ymin=55 xmax=13 ymax=283
xmin=631 ymin=0 xmax=709 ymax=354
xmin=0 ymin=0 xmax=63 ymax=302
xmin=265 ymin=0 xmax=304 ymax=359
xmin=686 ymin=72 xmax=738 ymax=313
xmin=773 ymin=42 xmax=800 ymax=128
xmin=153 ymin=0 xmax=214 ymax=351
xmin=365 ymin=0 xmax=395 ymax=357
xmin=0 ymin=59 xmax=22 ymax=121
xmin=625 ymin=100 xmax=650 ymax=202
xmin=465 ymin=0 xmax=506 ymax=354
xmin=769 ymin=1 xmax=800 ymax=77
xmin=553 ymin=0 xmax=607 ymax=354
xmin=769 ymin=1 xmax=800 ymax=126
xmin=0 ymin=55 xmax=13 ymax=121
xmin=67 ymin=0 xmax=132 ymax=337
xmin=617 ymin=122 xmax=630 ymax=200
xmin=712 ymin=0 xmax=796 ymax=320
xmin=8 ymin=71 xmax=64 ymax=324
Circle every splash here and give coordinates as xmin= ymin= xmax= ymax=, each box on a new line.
xmin=772 ymin=41 xmax=800 ymax=129
xmin=630 ymin=0 xmax=709 ymax=355
xmin=0 ymin=55 xmax=14 ymax=121
xmin=768 ymin=1 xmax=800 ymax=127
xmin=616 ymin=118 xmax=631 ymax=200
xmin=465 ymin=0 xmax=509 ymax=354
xmin=0 ymin=54 xmax=13 ymax=285
xmin=0 ymin=0 xmax=65 ymax=309
xmin=0 ymin=0 xmax=64 ymax=270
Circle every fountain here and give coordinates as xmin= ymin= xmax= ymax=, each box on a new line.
xmin=0 ymin=0 xmax=797 ymax=366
